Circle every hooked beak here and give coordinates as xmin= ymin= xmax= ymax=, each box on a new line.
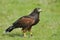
xmin=38 ymin=9 xmax=42 ymax=12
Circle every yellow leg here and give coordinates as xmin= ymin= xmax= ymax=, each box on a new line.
xmin=28 ymin=30 xmax=33 ymax=36
xmin=30 ymin=32 xmax=32 ymax=36
xmin=24 ymin=32 xmax=26 ymax=37
xmin=22 ymin=29 xmax=27 ymax=37
xmin=28 ymin=27 xmax=32 ymax=36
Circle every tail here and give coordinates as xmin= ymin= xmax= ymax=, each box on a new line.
xmin=4 ymin=25 xmax=15 ymax=34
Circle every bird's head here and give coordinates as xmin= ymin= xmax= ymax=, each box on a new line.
xmin=29 ymin=8 xmax=42 ymax=16
xmin=34 ymin=8 xmax=42 ymax=13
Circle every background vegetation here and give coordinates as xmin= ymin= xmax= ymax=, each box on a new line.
xmin=0 ymin=0 xmax=60 ymax=40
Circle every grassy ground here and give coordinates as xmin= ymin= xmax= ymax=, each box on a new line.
xmin=0 ymin=0 xmax=60 ymax=40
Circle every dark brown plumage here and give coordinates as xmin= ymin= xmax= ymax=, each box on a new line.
xmin=5 ymin=8 xmax=42 ymax=37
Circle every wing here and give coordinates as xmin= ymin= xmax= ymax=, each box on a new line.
xmin=13 ymin=16 xmax=35 ymax=28
xmin=19 ymin=17 xmax=35 ymax=26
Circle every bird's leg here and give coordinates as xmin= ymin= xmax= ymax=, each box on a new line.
xmin=22 ymin=29 xmax=27 ymax=37
xmin=29 ymin=30 xmax=32 ymax=36
xmin=28 ymin=26 xmax=33 ymax=36
xmin=28 ymin=29 xmax=32 ymax=36
xmin=24 ymin=32 xmax=26 ymax=37
xmin=30 ymin=32 xmax=32 ymax=36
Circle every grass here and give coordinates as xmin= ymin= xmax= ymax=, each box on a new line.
xmin=0 ymin=0 xmax=60 ymax=40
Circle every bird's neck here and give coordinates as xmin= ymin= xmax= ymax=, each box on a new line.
xmin=29 ymin=10 xmax=40 ymax=16
xmin=29 ymin=12 xmax=40 ymax=19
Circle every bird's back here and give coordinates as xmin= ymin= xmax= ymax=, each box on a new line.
xmin=19 ymin=17 xmax=35 ymax=26
xmin=13 ymin=16 xmax=35 ymax=28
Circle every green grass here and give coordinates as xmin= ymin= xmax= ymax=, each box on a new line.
xmin=0 ymin=0 xmax=60 ymax=40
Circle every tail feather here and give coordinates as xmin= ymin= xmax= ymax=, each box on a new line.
xmin=5 ymin=25 xmax=15 ymax=33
